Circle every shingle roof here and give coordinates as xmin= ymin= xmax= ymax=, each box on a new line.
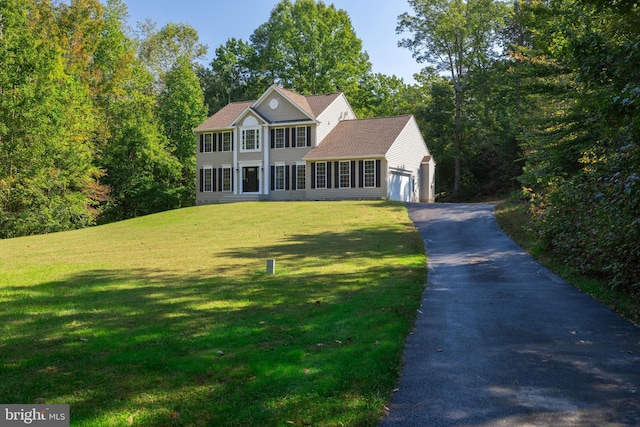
xmin=304 ymin=115 xmax=413 ymax=160
xmin=195 ymin=101 xmax=253 ymax=131
xmin=195 ymin=88 xmax=344 ymax=131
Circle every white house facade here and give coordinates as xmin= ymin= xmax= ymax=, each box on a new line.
xmin=195 ymin=85 xmax=436 ymax=204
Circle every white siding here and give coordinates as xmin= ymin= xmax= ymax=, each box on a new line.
xmin=315 ymin=94 xmax=356 ymax=144
xmin=385 ymin=117 xmax=430 ymax=202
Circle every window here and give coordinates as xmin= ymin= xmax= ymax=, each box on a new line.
xmin=315 ymin=162 xmax=327 ymax=189
xmin=203 ymin=167 xmax=213 ymax=192
xmin=274 ymin=128 xmax=285 ymax=149
xmin=203 ymin=133 xmax=213 ymax=152
xmin=296 ymin=126 xmax=307 ymax=147
xmin=242 ymin=128 xmax=260 ymax=151
xmin=339 ymin=161 xmax=351 ymax=188
xmin=296 ymin=164 xmax=306 ymax=190
xmin=222 ymin=167 xmax=232 ymax=192
xmin=364 ymin=160 xmax=376 ymax=188
xmin=221 ymin=132 xmax=232 ymax=151
xmin=274 ymin=164 xmax=286 ymax=191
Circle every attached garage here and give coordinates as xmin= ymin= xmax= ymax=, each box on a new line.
xmin=388 ymin=169 xmax=415 ymax=202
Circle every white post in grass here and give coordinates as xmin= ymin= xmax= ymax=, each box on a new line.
xmin=266 ymin=259 xmax=276 ymax=275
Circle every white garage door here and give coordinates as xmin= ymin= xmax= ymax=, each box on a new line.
xmin=388 ymin=172 xmax=413 ymax=202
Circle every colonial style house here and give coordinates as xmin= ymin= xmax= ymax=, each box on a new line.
xmin=195 ymin=85 xmax=436 ymax=204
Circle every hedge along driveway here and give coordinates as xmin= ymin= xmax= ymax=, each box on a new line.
xmin=0 ymin=201 xmax=426 ymax=427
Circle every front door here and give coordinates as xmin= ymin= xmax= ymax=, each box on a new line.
xmin=242 ymin=167 xmax=259 ymax=193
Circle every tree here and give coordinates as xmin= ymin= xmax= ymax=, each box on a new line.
xmin=398 ymin=0 xmax=509 ymax=194
xmin=204 ymin=0 xmax=372 ymax=112
xmin=0 ymin=0 xmax=100 ymax=237
xmin=136 ymin=21 xmax=208 ymax=89
xmin=251 ymin=0 xmax=371 ymax=96
xmin=157 ymin=56 xmax=208 ymax=206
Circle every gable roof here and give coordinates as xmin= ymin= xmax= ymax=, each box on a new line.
xmin=195 ymin=87 xmax=344 ymax=132
xmin=304 ymin=115 xmax=413 ymax=160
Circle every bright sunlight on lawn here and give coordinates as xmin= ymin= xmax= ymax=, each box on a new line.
xmin=0 ymin=201 xmax=426 ymax=426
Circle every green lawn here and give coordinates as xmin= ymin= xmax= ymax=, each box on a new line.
xmin=0 ymin=201 xmax=426 ymax=426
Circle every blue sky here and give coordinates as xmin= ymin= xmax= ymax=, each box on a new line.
xmin=124 ymin=0 xmax=421 ymax=83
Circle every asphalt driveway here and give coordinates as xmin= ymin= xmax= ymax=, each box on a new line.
xmin=380 ymin=203 xmax=640 ymax=427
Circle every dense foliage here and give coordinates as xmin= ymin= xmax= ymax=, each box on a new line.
xmin=515 ymin=0 xmax=640 ymax=292
xmin=0 ymin=0 xmax=206 ymax=236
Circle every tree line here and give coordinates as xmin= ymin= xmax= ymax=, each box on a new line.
xmin=1 ymin=0 xmax=637 ymax=292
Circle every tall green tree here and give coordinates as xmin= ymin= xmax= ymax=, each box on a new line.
xmin=157 ymin=56 xmax=208 ymax=206
xmin=136 ymin=21 xmax=208 ymax=89
xmin=251 ymin=0 xmax=371 ymax=96
xmin=398 ymin=0 xmax=509 ymax=194
xmin=204 ymin=0 xmax=372 ymax=113
xmin=0 ymin=0 xmax=99 ymax=237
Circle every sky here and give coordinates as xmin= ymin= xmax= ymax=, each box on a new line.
xmin=124 ymin=0 xmax=421 ymax=84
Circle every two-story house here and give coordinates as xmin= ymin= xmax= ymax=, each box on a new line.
xmin=195 ymin=85 xmax=436 ymax=204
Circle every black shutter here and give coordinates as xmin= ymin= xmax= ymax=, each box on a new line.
xmin=311 ymin=163 xmax=316 ymax=189
xmin=285 ymin=165 xmax=290 ymax=190
xmin=335 ymin=162 xmax=340 ymax=188
xmin=218 ymin=168 xmax=223 ymax=192
xmin=375 ymin=160 xmax=381 ymax=188
xmin=230 ymin=168 xmax=234 ymax=191
xmin=306 ymin=126 xmax=311 ymax=147
xmin=270 ymin=129 xmax=275 ymax=149
xmin=291 ymin=128 xmax=296 ymax=147
xmin=285 ymin=128 xmax=290 ymax=148
xmin=350 ymin=161 xmax=356 ymax=188
xmin=199 ymin=134 xmax=204 ymax=153
xmin=270 ymin=166 xmax=275 ymax=191
xmin=199 ymin=168 xmax=204 ymax=192
xmin=230 ymin=132 xmax=234 ymax=151
xmin=211 ymin=168 xmax=217 ymax=192
xmin=218 ymin=133 xmax=223 ymax=152
xmin=291 ymin=165 xmax=297 ymax=190
xmin=327 ymin=162 xmax=332 ymax=189
xmin=211 ymin=134 xmax=217 ymax=152
xmin=359 ymin=161 xmax=364 ymax=188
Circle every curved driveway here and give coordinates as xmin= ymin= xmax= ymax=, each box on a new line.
xmin=380 ymin=203 xmax=640 ymax=427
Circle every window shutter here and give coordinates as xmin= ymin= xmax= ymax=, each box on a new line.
xmin=199 ymin=134 xmax=204 ymax=153
xmin=306 ymin=126 xmax=311 ymax=147
xmin=218 ymin=134 xmax=223 ymax=152
xmin=291 ymin=165 xmax=297 ymax=190
xmin=230 ymin=132 xmax=234 ymax=151
xmin=285 ymin=165 xmax=290 ymax=190
xmin=311 ymin=163 xmax=316 ymax=189
xmin=358 ymin=161 xmax=364 ymax=188
xmin=285 ymin=128 xmax=290 ymax=148
xmin=270 ymin=129 xmax=275 ymax=149
xmin=375 ymin=160 xmax=381 ymax=188
xmin=211 ymin=168 xmax=217 ymax=192
xmin=230 ymin=169 xmax=234 ymax=192
xmin=291 ymin=128 xmax=296 ymax=147
xmin=218 ymin=168 xmax=223 ymax=192
xmin=326 ymin=162 xmax=332 ymax=189
xmin=351 ymin=161 xmax=356 ymax=188
xmin=334 ymin=162 xmax=340 ymax=188
xmin=199 ymin=169 xmax=204 ymax=192
xmin=270 ymin=166 xmax=275 ymax=191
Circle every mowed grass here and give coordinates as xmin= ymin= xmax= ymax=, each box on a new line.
xmin=0 ymin=201 xmax=426 ymax=426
